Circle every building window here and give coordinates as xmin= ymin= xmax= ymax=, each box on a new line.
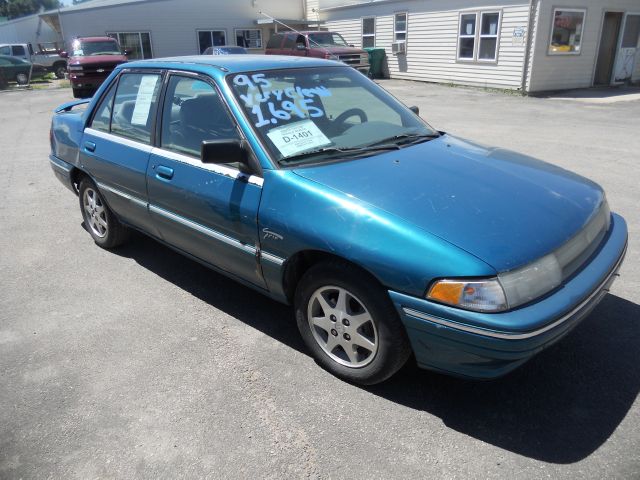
xmin=235 ymin=29 xmax=262 ymax=49
xmin=362 ymin=17 xmax=375 ymax=48
xmin=107 ymin=32 xmax=153 ymax=60
xmin=548 ymin=9 xmax=586 ymax=55
xmin=458 ymin=13 xmax=476 ymax=59
xmin=394 ymin=13 xmax=407 ymax=42
xmin=457 ymin=11 xmax=501 ymax=62
xmin=479 ymin=12 xmax=500 ymax=60
xmin=197 ymin=30 xmax=227 ymax=54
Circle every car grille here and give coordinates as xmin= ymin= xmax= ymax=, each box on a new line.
xmin=338 ymin=53 xmax=368 ymax=66
xmin=82 ymin=62 xmax=121 ymax=75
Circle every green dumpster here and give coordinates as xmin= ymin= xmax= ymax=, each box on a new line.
xmin=364 ymin=47 xmax=386 ymax=79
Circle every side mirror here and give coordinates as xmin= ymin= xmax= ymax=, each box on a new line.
xmin=409 ymin=105 xmax=419 ymax=115
xmin=202 ymin=139 xmax=250 ymax=170
xmin=59 ymin=51 xmax=68 ymax=58
xmin=123 ymin=48 xmax=132 ymax=56
xmin=28 ymin=43 xmax=34 ymax=56
xmin=295 ymin=44 xmax=307 ymax=51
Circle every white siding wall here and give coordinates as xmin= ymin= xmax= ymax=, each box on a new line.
xmin=528 ymin=0 xmax=640 ymax=92
xmin=0 ymin=13 xmax=62 ymax=46
xmin=58 ymin=0 xmax=303 ymax=56
xmin=321 ymin=0 xmax=530 ymax=89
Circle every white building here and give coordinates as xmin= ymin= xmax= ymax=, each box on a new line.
xmin=317 ymin=0 xmax=640 ymax=92
xmin=0 ymin=11 xmax=62 ymax=48
xmin=1 ymin=0 xmax=637 ymax=92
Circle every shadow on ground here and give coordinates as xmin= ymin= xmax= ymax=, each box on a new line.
xmin=114 ymin=233 xmax=640 ymax=464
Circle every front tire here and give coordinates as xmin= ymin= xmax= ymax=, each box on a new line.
xmin=54 ymin=63 xmax=67 ymax=79
xmin=295 ymin=261 xmax=411 ymax=385
xmin=78 ymin=178 xmax=129 ymax=248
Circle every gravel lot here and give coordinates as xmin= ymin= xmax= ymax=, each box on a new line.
xmin=1 ymin=82 xmax=638 ymax=479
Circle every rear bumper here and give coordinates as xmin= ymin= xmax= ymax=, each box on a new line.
xmin=49 ymin=155 xmax=76 ymax=193
xmin=390 ymin=213 xmax=628 ymax=379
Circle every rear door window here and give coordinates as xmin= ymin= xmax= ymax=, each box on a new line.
xmin=11 ymin=45 xmax=25 ymax=56
xmin=110 ymin=72 xmax=162 ymax=144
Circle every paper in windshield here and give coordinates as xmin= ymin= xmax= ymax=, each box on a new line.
xmin=266 ymin=120 xmax=331 ymax=158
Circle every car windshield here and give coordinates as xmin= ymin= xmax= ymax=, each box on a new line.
xmin=72 ymin=40 xmax=121 ymax=56
xmin=307 ymin=32 xmax=349 ymax=47
xmin=228 ymin=67 xmax=438 ymax=166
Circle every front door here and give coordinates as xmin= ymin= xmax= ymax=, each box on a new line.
xmin=594 ymin=12 xmax=623 ymax=85
xmin=614 ymin=14 xmax=640 ymax=82
xmin=146 ymin=74 xmax=265 ymax=288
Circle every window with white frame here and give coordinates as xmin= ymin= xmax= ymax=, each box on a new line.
xmin=197 ymin=30 xmax=226 ymax=54
xmin=479 ymin=12 xmax=500 ymax=60
xmin=362 ymin=17 xmax=375 ymax=48
xmin=394 ymin=13 xmax=407 ymax=42
xmin=235 ymin=29 xmax=262 ymax=49
xmin=457 ymin=11 xmax=501 ymax=62
xmin=458 ymin=14 xmax=476 ymax=59
xmin=107 ymin=32 xmax=152 ymax=60
xmin=548 ymin=9 xmax=585 ymax=54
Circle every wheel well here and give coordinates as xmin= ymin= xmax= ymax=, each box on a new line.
xmin=70 ymin=168 xmax=88 ymax=194
xmin=53 ymin=61 xmax=66 ymax=68
xmin=282 ymin=250 xmax=383 ymax=303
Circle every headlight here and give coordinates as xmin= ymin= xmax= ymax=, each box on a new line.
xmin=427 ymin=278 xmax=508 ymax=312
xmin=428 ymin=198 xmax=611 ymax=313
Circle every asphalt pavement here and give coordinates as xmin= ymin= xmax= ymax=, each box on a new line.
xmin=1 ymin=83 xmax=638 ymax=479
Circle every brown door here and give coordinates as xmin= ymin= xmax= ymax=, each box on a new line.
xmin=594 ymin=12 xmax=623 ymax=85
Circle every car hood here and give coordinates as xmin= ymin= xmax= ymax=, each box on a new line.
xmin=69 ymin=54 xmax=127 ymax=65
xmin=292 ymin=135 xmax=604 ymax=272
xmin=315 ymin=46 xmax=366 ymax=55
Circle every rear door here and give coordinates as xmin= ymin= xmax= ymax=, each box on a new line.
xmin=146 ymin=73 xmax=266 ymax=287
xmin=81 ymin=70 xmax=163 ymax=235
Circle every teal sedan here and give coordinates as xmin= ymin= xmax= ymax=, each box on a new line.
xmin=49 ymin=56 xmax=627 ymax=384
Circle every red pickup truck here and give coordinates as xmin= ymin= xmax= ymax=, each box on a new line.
xmin=266 ymin=31 xmax=369 ymax=74
xmin=62 ymin=37 xmax=128 ymax=98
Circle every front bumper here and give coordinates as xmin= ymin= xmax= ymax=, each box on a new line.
xmin=390 ymin=213 xmax=628 ymax=379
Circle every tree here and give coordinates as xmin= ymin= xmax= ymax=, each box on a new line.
xmin=0 ymin=0 xmax=62 ymax=20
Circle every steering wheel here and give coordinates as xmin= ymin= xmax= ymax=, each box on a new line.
xmin=332 ymin=108 xmax=368 ymax=131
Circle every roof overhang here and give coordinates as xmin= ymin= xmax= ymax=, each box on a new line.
xmin=39 ymin=11 xmax=62 ymax=35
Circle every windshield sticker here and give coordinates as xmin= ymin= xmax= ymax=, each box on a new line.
xmin=266 ymin=120 xmax=331 ymax=157
xmin=233 ymin=73 xmax=332 ymax=128
xmin=130 ymin=75 xmax=159 ymax=126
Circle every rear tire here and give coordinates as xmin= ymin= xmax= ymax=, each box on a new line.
xmin=78 ymin=178 xmax=130 ymax=249
xmin=295 ymin=260 xmax=411 ymax=385
xmin=16 ymin=73 xmax=28 ymax=85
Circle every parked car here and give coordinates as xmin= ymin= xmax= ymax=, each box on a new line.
xmin=202 ymin=46 xmax=248 ymax=55
xmin=266 ymin=31 xmax=369 ymax=74
xmin=61 ymin=36 xmax=128 ymax=98
xmin=49 ymin=55 xmax=627 ymax=385
xmin=0 ymin=54 xmax=45 ymax=85
xmin=0 ymin=42 xmax=68 ymax=79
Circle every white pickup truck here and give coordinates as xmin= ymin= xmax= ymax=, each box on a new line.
xmin=0 ymin=42 xmax=67 ymax=79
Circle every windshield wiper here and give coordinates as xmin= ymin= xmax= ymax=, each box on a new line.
xmin=280 ymin=143 xmax=400 ymax=165
xmin=370 ymin=133 xmax=440 ymax=147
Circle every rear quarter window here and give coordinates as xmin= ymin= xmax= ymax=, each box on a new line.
xmin=266 ymin=34 xmax=283 ymax=49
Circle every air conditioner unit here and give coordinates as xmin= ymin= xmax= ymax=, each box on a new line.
xmin=391 ymin=41 xmax=406 ymax=55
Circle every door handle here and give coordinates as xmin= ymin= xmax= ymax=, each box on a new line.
xmin=155 ymin=165 xmax=174 ymax=180
xmin=84 ymin=141 xmax=96 ymax=152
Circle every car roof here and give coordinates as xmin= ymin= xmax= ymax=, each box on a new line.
xmin=75 ymin=36 xmax=117 ymax=42
xmin=123 ymin=54 xmax=344 ymax=74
